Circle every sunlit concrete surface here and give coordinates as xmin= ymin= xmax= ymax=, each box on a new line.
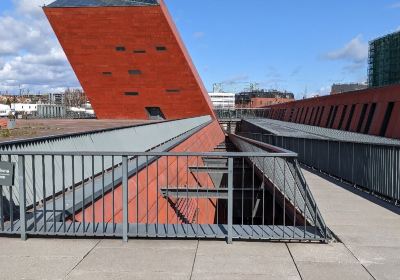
xmin=0 ymin=169 xmax=399 ymax=280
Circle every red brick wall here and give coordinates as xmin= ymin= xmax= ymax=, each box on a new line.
xmin=44 ymin=3 xmax=215 ymax=120
xmin=263 ymin=84 xmax=400 ymax=139
xmin=74 ymin=120 xmax=225 ymax=224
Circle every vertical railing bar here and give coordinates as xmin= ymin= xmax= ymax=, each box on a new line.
xmin=166 ymin=156 xmax=169 ymax=236
xmin=176 ymin=156 xmax=179 ymax=237
xmin=252 ymin=161 xmax=254 ymax=238
xmin=62 ymin=155 xmax=66 ymax=233
xmin=272 ymin=157 xmax=276 ymax=230
xmin=122 ymin=155 xmax=128 ymax=242
xmin=81 ymin=156 xmax=85 ymax=233
xmin=196 ymin=156 xmax=199 ymax=238
xmin=241 ymin=157 xmax=244 ymax=226
xmin=112 ymin=156 xmax=115 ymax=234
xmin=52 ymin=155 xmax=56 ymax=233
xmin=32 ymin=155 xmax=37 ymax=232
xmin=18 ymin=155 xmax=27 ymax=240
xmin=262 ymin=157 xmax=265 ymax=238
xmin=283 ymin=162 xmax=286 ymax=239
xmin=72 ymin=155 xmax=75 ymax=233
xmin=156 ymin=158 xmax=159 ymax=237
xmin=42 ymin=155 xmax=46 ymax=233
xmin=227 ymin=157 xmax=233 ymax=244
xmin=8 ymin=155 xmax=13 ymax=232
xmin=303 ymin=163 xmax=307 ymax=239
xmin=146 ymin=155 xmax=149 ymax=236
xmin=136 ymin=156 xmax=139 ymax=236
xmin=91 ymin=156 xmax=95 ymax=233
xmin=102 ymin=155 xmax=105 ymax=234
xmin=186 ymin=155 xmax=189 ymax=236
xmin=293 ymin=159 xmax=297 ymax=239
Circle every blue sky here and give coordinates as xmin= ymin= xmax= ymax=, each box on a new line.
xmin=0 ymin=0 xmax=399 ymax=98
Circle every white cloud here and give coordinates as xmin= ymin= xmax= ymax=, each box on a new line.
xmin=221 ymin=74 xmax=249 ymax=85
xmin=0 ymin=0 xmax=79 ymax=93
xmin=193 ymin=31 xmax=205 ymax=39
xmin=324 ymin=35 xmax=368 ymax=74
xmin=389 ymin=2 xmax=400 ymax=8
xmin=325 ymin=35 xmax=368 ymax=63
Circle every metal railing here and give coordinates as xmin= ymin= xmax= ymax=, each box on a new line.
xmin=240 ymin=132 xmax=400 ymax=204
xmin=0 ymin=150 xmax=330 ymax=243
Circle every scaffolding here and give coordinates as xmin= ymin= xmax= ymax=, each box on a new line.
xmin=368 ymin=31 xmax=400 ymax=87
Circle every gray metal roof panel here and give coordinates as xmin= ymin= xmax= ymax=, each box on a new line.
xmin=46 ymin=0 xmax=159 ymax=8
xmin=245 ymin=118 xmax=400 ymax=146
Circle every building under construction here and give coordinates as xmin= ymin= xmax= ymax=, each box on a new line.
xmin=235 ymin=89 xmax=294 ymax=108
xmin=368 ymin=31 xmax=400 ymax=87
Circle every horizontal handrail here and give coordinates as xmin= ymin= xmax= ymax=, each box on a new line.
xmin=0 ymin=151 xmax=298 ymax=158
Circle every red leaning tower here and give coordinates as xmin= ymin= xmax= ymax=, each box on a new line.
xmin=44 ymin=0 xmax=215 ymax=120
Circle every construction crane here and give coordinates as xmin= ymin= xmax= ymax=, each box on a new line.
xmin=212 ymin=82 xmax=260 ymax=94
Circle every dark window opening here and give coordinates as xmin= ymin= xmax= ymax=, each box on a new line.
xmin=128 ymin=69 xmax=142 ymax=75
xmin=364 ymin=103 xmax=377 ymax=134
xmin=156 ymin=46 xmax=167 ymax=51
xmin=166 ymin=89 xmax=181 ymax=93
xmin=102 ymin=72 xmax=112 ymax=76
xmin=329 ymin=106 xmax=339 ymax=128
xmin=308 ymin=108 xmax=315 ymax=124
xmin=133 ymin=50 xmax=146 ymax=53
xmin=289 ymin=108 xmax=295 ymax=122
xmin=325 ymin=106 xmax=334 ymax=127
xmin=145 ymin=107 xmax=166 ymax=120
xmin=356 ymin=104 xmax=368 ymax=133
xmin=116 ymin=46 xmax=126 ymax=51
xmin=125 ymin=92 xmax=139 ymax=96
xmin=345 ymin=104 xmax=356 ymax=131
xmin=298 ymin=108 xmax=304 ymax=123
xmin=294 ymin=108 xmax=300 ymax=122
xmin=380 ymin=102 xmax=395 ymax=137
xmin=303 ymin=107 xmax=309 ymax=124
xmin=338 ymin=105 xmax=348 ymax=130
xmin=313 ymin=107 xmax=320 ymax=125
xmin=317 ymin=106 xmax=325 ymax=126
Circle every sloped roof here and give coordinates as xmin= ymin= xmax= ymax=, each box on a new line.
xmin=46 ymin=0 xmax=159 ymax=8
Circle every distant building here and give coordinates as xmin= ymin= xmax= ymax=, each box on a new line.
xmin=11 ymin=103 xmax=38 ymax=115
xmin=0 ymin=104 xmax=11 ymax=117
xmin=368 ymin=31 xmax=400 ymax=87
xmin=48 ymin=93 xmax=65 ymax=105
xmin=235 ymin=89 xmax=294 ymax=108
xmin=208 ymin=92 xmax=235 ymax=109
xmin=331 ymin=83 xmax=368 ymax=95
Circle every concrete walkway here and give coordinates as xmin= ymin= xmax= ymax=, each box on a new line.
xmin=0 ymin=169 xmax=399 ymax=279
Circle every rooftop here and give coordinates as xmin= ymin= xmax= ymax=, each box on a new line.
xmin=46 ymin=0 xmax=159 ymax=8
xmin=0 ymin=119 xmax=156 ymax=144
xmin=245 ymin=118 xmax=400 ymax=146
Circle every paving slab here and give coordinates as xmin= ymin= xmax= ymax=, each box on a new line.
xmin=302 ymin=168 xmax=400 ymax=280
xmin=288 ymin=243 xmax=358 ymax=264
xmin=192 ymin=241 xmax=300 ymax=280
xmin=0 ymin=255 xmax=80 ymax=280
xmin=71 ymin=239 xmax=197 ymax=278
xmin=295 ymin=262 xmax=373 ymax=280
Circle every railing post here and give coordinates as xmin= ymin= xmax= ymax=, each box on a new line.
xmin=122 ymin=155 xmax=128 ymax=242
xmin=18 ymin=155 xmax=27 ymax=241
xmin=227 ymin=157 xmax=233 ymax=244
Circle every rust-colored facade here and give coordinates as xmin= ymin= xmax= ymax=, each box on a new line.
xmin=43 ymin=1 xmax=215 ymax=120
xmin=75 ymin=120 xmax=225 ymax=224
xmin=237 ymin=97 xmax=294 ymax=108
xmin=263 ymin=84 xmax=400 ymax=139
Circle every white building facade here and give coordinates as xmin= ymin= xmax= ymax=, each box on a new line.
xmin=208 ymin=92 xmax=235 ymax=109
